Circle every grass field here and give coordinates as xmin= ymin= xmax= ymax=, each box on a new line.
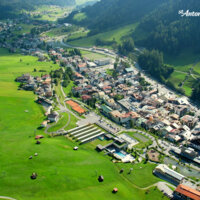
xmin=115 ymin=162 xmax=161 ymax=188
xmin=47 ymin=112 xmax=68 ymax=133
xmin=73 ymin=12 xmax=87 ymax=22
xmin=30 ymin=6 xmax=72 ymax=22
xmin=81 ymin=50 xmax=110 ymax=60
xmin=0 ymin=48 xmax=167 ymax=199
xmin=182 ymin=76 xmax=196 ymax=96
xmin=67 ymin=30 xmax=89 ymax=41
xmin=63 ymin=81 xmax=74 ymax=97
xmin=168 ymin=71 xmax=186 ymax=88
xmin=64 ymin=113 xmax=78 ymax=131
xmin=164 ymin=49 xmax=200 ymax=73
xmin=13 ymin=24 xmax=35 ymax=35
xmin=45 ymin=27 xmax=67 ymax=38
xmin=164 ymin=49 xmax=200 ymax=96
xmin=124 ymin=132 xmax=152 ymax=149
xmin=69 ymin=23 xmax=138 ymax=48
xmin=75 ymin=0 xmax=96 ymax=5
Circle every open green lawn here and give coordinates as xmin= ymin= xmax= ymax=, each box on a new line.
xmin=45 ymin=27 xmax=67 ymax=37
xmin=182 ymin=76 xmax=196 ymax=96
xmin=13 ymin=24 xmax=35 ymax=35
xmin=55 ymin=81 xmax=65 ymax=104
xmin=164 ymin=49 xmax=200 ymax=96
xmin=30 ymin=6 xmax=73 ymax=22
xmin=87 ymin=138 xmax=113 ymax=148
xmin=64 ymin=113 xmax=78 ymax=131
xmin=0 ymin=48 xmax=167 ymax=199
xmin=63 ymin=81 xmax=74 ymax=96
xmin=115 ymin=162 xmax=161 ymax=188
xmin=67 ymin=30 xmax=89 ymax=41
xmin=47 ymin=112 xmax=69 ymax=132
xmin=73 ymin=12 xmax=87 ymax=22
xmin=164 ymin=49 xmax=200 ymax=73
xmin=75 ymin=0 xmax=95 ymax=5
xmin=81 ymin=50 xmax=110 ymax=60
xmin=124 ymin=132 xmax=152 ymax=149
xmin=168 ymin=71 xmax=186 ymax=88
xmin=69 ymin=23 xmax=138 ymax=48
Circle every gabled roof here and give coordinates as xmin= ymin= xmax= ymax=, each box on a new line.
xmin=155 ymin=164 xmax=185 ymax=181
xmin=175 ymin=184 xmax=200 ymax=200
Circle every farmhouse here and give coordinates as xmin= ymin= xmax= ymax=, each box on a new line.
xmin=77 ymin=63 xmax=87 ymax=72
xmin=48 ymin=111 xmax=59 ymax=122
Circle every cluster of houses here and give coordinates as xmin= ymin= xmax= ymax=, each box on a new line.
xmin=48 ymin=49 xmax=200 ymax=165
xmin=15 ymin=73 xmax=59 ymax=126
xmin=71 ymin=59 xmax=199 ymax=142
xmin=0 ymin=17 xmax=55 ymax=56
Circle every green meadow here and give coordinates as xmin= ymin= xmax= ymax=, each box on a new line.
xmin=13 ymin=24 xmax=35 ymax=35
xmin=164 ymin=49 xmax=200 ymax=96
xmin=31 ymin=6 xmax=72 ymax=22
xmin=68 ymin=23 xmax=138 ymax=48
xmin=73 ymin=12 xmax=87 ymax=22
xmin=0 ymin=48 xmax=167 ymax=199
xmin=81 ymin=50 xmax=109 ymax=60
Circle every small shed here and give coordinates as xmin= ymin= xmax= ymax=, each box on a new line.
xmin=73 ymin=146 xmax=79 ymax=150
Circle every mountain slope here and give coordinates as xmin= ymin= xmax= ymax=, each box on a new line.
xmin=64 ymin=0 xmax=200 ymax=56
xmin=64 ymin=0 xmax=168 ymax=35
xmin=134 ymin=0 xmax=200 ymax=54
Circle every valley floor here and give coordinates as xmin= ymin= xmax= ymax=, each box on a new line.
xmin=0 ymin=49 xmax=168 ymax=200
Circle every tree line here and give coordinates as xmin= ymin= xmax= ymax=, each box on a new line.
xmin=134 ymin=0 xmax=200 ymax=55
xmin=138 ymin=49 xmax=174 ymax=82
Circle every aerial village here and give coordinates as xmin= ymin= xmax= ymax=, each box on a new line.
xmin=3 ymin=14 xmax=200 ymax=200
xmin=14 ymin=42 xmax=200 ymax=199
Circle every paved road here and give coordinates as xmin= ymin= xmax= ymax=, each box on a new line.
xmin=157 ymin=182 xmax=174 ymax=198
xmin=45 ymin=86 xmax=81 ymax=135
xmin=0 ymin=196 xmax=16 ymax=200
xmin=52 ymin=37 xmax=117 ymax=59
xmin=120 ymin=170 xmax=174 ymax=197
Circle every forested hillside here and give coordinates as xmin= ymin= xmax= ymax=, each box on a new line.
xmin=134 ymin=0 xmax=200 ymax=55
xmin=64 ymin=0 xmax=167 ymax=35
xmin=65 ymin=0 xmax=200 ymax=56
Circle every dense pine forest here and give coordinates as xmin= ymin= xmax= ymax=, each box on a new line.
xmin=65 ymin=0 xmax=168 ymax=35
xmin=135 ymin=0 xmax=200 ymax=55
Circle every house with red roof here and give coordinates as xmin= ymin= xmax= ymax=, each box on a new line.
xmin=77 ymin=63 xmax=87 ymax=72
xmin=81 ymin=95 xmax=92 ymax=102
xmin=174 ymin=184 xmax=200 ymax=200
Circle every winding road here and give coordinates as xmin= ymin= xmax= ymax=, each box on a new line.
xmin=0 ymin=196 xmax=16 ymax=200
